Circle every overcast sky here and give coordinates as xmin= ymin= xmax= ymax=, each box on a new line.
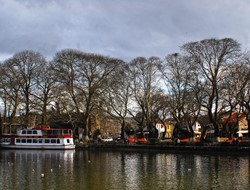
xmin=1 ymin=0 xmax=250 ymax=62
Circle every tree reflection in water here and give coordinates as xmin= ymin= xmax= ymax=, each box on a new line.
xmin=0 ymin=150 xmax=249 ymax=190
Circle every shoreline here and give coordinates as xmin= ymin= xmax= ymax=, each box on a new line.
xmin=76 ymin=143 xmax=250 ymax=154
xmin=1 ymin=143 xmax=250 ymax=154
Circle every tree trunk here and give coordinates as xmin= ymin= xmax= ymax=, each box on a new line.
xmin=248 ymin=117 xmax=250 ymax=138
xmin=214 ymin=123 xmax=220 ymax=142
xmin=121 ymin=119 xmax=126 ymax=141
xmin=0 ymin=113 xmax=2 ymax=138
xmin=41 ymin=100 xmax=48 ymax=125
xmin=25 ymin=102 xmax=30 ymax=126
xmin=83 ymin=116 xmax=89 ymax=141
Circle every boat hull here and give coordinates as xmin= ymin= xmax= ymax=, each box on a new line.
xmin=0 ymin=143 xmax=75 ymax=150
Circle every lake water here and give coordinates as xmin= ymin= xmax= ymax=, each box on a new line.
xmin=0 ymin=149 xmax=249 ymax=190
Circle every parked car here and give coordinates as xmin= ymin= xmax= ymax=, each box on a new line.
xmin=101 ymin=137 xmax=113 ymax=142
xmin=113 ymin=136 xmax=128 ymax=143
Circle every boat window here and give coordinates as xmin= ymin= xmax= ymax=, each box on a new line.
xmin=32 ymin=131 xmax=38 ymax=134
xmin=21 ymin=139 xmax=26 ymax=143
xmin=16 ymin=139 xmax=21 ymax=143
xmin=67 ymin=139 xmax=70 ymax=143
xmin=27 ymin=139 xmax=32 ymax=143
xmin=21 ymin=131 xmax=27 ymax=134
xmin=38 ymin=139 xmax=43 ymax=143
xmin=33 ymin=139 xmax=38 ymax=143
xmin=57 ymin=139 xmax=60 ymax=143
xmin=47 ymin=131 xmax=52 ymax=135
xmin=63 ymin=130 xmax=69 ymax=134
xmin=45 ymin=139 xmax=50 ymax=143
xmin=27 ymin=130 xmax=32 ymax=134
xmin=53 ymin=130 xmax=60 ymax=135
xmin=3 ymin=138 xmax=10 ymax=143
xmin=51 ymin=139 xmax=56 ymax=143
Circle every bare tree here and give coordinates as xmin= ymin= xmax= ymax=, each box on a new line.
xmin=32 ymin=61 xmax=56 ymax=124
xmin=100 ymin=61 xmax=132 ymax=140
xmin=0 ymin=51 xmax=46 ymax=125
xmin=52 ymin=49 xmax=85 ymax=139
xmin=129 ymin=56 xmax=162 ymax=133
xmin=217 ymin=59 xmax=247 ymax=138
xmin=150 ymin=91 xmax=171 ymax=139
xmin=236 ymin=56 xmax=250 ymax=137
xmin=75 ymin=53 xmax=120 ymax=140
xmin=0 ymin=60 xmax=21 ymax=123
xmin=160 ymin=53 xmax=202 ymax=137
xmin=53 ymin=49 xmax=82 ymax=115
xmin=182 ymin=38 xmax=241 ymax=140
xmin=14 ymin=51 xmax=46 ymax=125
xmin=53 ymin=49 xmax=120 ymax=140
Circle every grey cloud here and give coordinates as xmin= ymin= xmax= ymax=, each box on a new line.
xmin=1 ymin=0 xmax=250 ymax=62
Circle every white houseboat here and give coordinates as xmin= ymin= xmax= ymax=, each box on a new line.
xmin=0 ymin=126 xmax=75 ymax=150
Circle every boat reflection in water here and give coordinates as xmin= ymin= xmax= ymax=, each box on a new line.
xmin=0 ymin=149 xmax=250 ymax=190
xmin=0 ymin=149 xmax=75 ymax=190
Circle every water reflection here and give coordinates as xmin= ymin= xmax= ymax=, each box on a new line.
xmin=0 ymin=150 xmax=249 ymax=190
xmin=0 ymin=150 xmax=75 ymax=190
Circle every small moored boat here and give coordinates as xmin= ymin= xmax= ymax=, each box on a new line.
xmin=0 ymin=125 xmax=75 ymax=150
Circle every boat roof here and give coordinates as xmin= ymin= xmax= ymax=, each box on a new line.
xmin=32 ymin=125 xmax=72 ymax=131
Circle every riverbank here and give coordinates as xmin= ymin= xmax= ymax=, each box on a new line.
xmin=76 ymin=142 xmax=250 ymax=154
xmin=1 ymin=142 xmax=250 ymax=154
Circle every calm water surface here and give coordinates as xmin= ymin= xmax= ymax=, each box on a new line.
xmin=0 ymin=149 xmax=249 ymax=190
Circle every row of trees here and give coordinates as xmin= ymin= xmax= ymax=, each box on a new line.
xmin=0 ymin=38 xmax=249 ymax=141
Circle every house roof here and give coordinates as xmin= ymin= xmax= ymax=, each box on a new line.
xmin=222 ymin=112 xmax=246 ymax=124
